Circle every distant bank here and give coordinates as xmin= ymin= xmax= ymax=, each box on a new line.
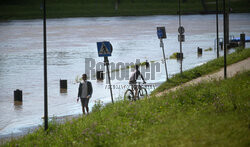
xmin=0 ymin=0 xmax=249 ymax=20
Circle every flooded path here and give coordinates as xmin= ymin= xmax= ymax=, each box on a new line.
xmin=0 ymin=14 xmax=250 ymax=137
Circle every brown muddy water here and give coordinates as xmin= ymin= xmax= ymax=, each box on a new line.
xmin=0 ymin=14 xmax=250 ymax=138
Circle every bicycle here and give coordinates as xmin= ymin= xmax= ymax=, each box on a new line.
xmin=124 ymin=82 xmax=148 ymax=101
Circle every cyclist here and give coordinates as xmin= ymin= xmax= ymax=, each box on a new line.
xmin=129 ymin=65 xmax=146 ymax=100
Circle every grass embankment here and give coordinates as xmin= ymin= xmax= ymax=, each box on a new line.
xmin=151 ymin=48 xmax=250 ymax=96
xmin=3 ymin=65 xmax=250 ymax=146
xmin=2 ymin=48 xmax=250 ymax=146
xmin=0 ymin=0 xmax=249 ymax=20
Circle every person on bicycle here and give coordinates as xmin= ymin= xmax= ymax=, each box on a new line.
xmin=129 ymin=65 xmax=146 ymax=100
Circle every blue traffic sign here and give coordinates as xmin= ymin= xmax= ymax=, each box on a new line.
xmin=157 ymin=27 xmax=166 ymax=39
xmin=97 ymin=41 xmax=112 ymax=57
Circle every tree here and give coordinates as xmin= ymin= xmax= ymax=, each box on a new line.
xmin=201 ymin=0 xmax=208 ymax=12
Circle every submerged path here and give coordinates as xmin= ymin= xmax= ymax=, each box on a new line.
xmin=156 ymin=57 xmax=250 ymax=97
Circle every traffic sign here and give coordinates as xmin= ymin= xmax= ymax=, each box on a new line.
xmin=178 ymin=26 xmax=185 ymax=34
xmin=157 ymin=27 xmax=167 ymax=39
xmin=97 ymin=41 xmax=113 ymax=57
xmin=178 ymin=34 xmax=185 ymax=42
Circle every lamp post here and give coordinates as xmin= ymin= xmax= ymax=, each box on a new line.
xmin=223 ymin=0 xmax=227 ymax=79
xmin=216 ymin=0 xmax=219 ymax=58
xmin=43 ymin=0 xmax=48 ymax=131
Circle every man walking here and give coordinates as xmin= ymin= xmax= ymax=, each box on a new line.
xmin=77 ymin=74 xmax=93 ymax=115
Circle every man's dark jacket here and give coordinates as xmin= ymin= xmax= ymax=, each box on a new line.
xmin=78 ymin=81 xmax=93 ymax=98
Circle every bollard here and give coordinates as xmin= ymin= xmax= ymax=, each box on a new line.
xmin=145 ymin=60 xmax=150 ymax=68
xmin=229 ymin=42 xmax=238 ymax=48
xmin=197 ymin=47 xmax=202 ymax=55
xmin=240 ymin=33 xmax=245 ymax=48
xmin=177 ymin=53 xmax=183 ymax=60
xmin=96 ymin=71 xmax=104 ymax=80
xmin=220 ymin=42 xmax=223 ymax=50
xmin=60 ymin=80 xmax=67 ymax=89
xmin=14 ymin=89 xmax=22 ymax=102
xmin=60 ymin=88 xmax=67 ymax=93
xmin=60 ymin=80 xmax=67 ymax=93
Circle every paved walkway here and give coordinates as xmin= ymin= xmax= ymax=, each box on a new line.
xmin=156 ymin=57 xmax=250 ymax=97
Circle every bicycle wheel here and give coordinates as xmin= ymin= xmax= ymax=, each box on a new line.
xmin=124 ymin=89 xmax=134 ymax=101
xmin=137 ymin=88 xmax=148 ymax=100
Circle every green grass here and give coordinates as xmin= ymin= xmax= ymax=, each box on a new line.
xmin=0 ymin=0 xmax=249 ymax=20
xmin=169 ymin=52 xmax=178 ymax=59
xmin=2 ymin=68 xmax=250 ymax=146
xmin=150 ymin=48 xmax=250 ymax=96
xmin=204 ymin=47 xmax=213 ymax=52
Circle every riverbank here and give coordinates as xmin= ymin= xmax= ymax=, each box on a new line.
xmin=0 ymin=0 xmax=249 ymax=20
xmin=156 ymin=56 xmax=250 ymax=97
xmin=151 ymin=47 xmax=250 ymax=95
xmin=1 ymin=48 xmax=250 ymax=146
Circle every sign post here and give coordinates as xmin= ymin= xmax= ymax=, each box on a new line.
xmin=178 ymin=0 xmax=185 ymax=75
xmin=157 ymin=27 xmax=168 ymax=81
xmin=97 ymin=41 xmax=114 ymax=103
xmin=178 ymin=26 xmax=185 ymax=75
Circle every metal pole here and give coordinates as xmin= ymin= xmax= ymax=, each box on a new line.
xmin=180 ymin=59 xmax=183 ymax=75
xmin=216 ymin=0 xmax=219 ymax=58
xmin=104 ymin=57 xmax=114 ymax=104
xmin=228 ymin=0 xmax=230 ymax=42
xmin=160 ymin=39 xmax=168 ymax=81
xmin=179 ymin=0 xmax=182 ymax=53
xmin=180 ymin=39 xmax=183 ymax=54
xmin=178 ymin=0 xmax=183 ymax=74
xmin=43 ymin=0 xmax=48 ymax=131
xmin=223 ymin=0 xmax=227 ymax=79
xmin=179 ymin=0 xmax=181 ymax=27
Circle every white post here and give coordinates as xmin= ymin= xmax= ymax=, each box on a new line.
xmin=160 ymin=38 xmax=168 ymax=81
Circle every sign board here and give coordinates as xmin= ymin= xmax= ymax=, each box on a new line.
xmin=157 ymin=27 xmax=167 ymax=39
xmin=178 ymin=26 xmax=185 ymax=34
xmin=178 ymin=34 xmax=185 ymax=42
xmin=97 ymin=41 xmax=113 ymax=57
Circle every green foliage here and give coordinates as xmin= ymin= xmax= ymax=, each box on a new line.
xmin=169 ymin=52 xmax=178 ymax=59
xmin=92 ymin=100 xmax=104 ymax=113
xmin=0 ymin=0 xmax=249 ymax=20
xmin=204 ymin=47 xmax=213 ymax=51
xmin=235 ymin=46 xmax=244 ymax=53
xmin=151 ymin=48 xmax=250 ymax=95
xmin=3 ymin=70 xmax=250 ymax=146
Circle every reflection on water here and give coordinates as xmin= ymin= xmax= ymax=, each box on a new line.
xmin=60 ymin=89 xmax=68 ymax=94
xmin=0 ymin=14 xmax=250 ymax=137
xmin=14 ymin=101 xmax=23 ymax=111
xmin=198 ymin=53 xmax=202 ymax=58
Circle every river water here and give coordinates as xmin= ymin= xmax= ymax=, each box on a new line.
xmin=0 ymin=13 xmax=250 ymax=137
